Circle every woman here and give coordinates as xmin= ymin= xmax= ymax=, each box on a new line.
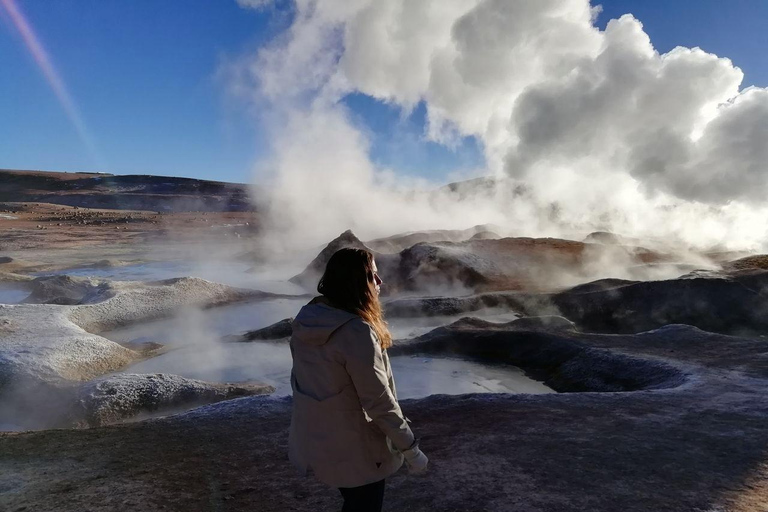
xmin=289 ymin=248 xmax=428 ymax=511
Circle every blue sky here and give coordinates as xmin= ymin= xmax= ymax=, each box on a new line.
xmin=0 ymin=0 xmax=766 ymax=184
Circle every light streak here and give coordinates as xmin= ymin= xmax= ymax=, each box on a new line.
xmin=1 ymin=0 xmax=104 ymax=168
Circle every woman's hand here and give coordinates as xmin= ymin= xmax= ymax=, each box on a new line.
xmin=402 ymin=444 xmax=428 ymax=474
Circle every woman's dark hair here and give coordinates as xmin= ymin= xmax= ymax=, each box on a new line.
xmin=318 ymin=248 xmax=392 ymax=349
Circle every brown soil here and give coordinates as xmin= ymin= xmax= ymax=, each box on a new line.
xmin=725 ymin=254 xmax=768 ymax=271
xmin=0 ymin=202 xmax=260 ymax=274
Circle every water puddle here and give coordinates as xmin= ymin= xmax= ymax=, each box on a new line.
xmin=105 ymin=298 xmax=309 ymax=345
xmin=0 ymin=285 xmax=29 ymax=304
xmin=34 ymin=261 xmax=193 ymax=281
xmin=118 ymin=343 xmax=553 ymax=397
xmin=391 ymin=356 xmax=553 ymax=397
xmin=104 ymin=299 xmax=519 ymax=350
xmin=104 ymin=299 xmax=550 ymax=398
xmin=388 ymin=309 xmax=520 ymax=339
xmin=34 ymin=261 xmax=306 ymax=295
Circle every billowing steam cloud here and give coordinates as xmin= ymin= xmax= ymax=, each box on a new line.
xmin=227 ymin=0 xmax=768 ymax=252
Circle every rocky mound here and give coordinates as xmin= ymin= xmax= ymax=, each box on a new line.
xmin=469 ymin=230 xmax=501 ymax=240
xmin=295 ymin=232 xmax=679 ymax=294
xmin=69 ymin=277 xmax=283 ymax=333
xmin=563 ymin=277 xmax=638 ymax=294
xmin=398 ymin=237 xmax=676 ymax=293
xmin=366 ymin=225 xmax=498 ymax=253
xmin=224 ymin=318 xmax=294 ymax=342
xmin=0 ymin=277 xmax=293 ymax=429
xmin=395 ymin=240 xmax=559 ymax=291
xmin=1 ymin=372 xmax=273 ymax=430
xmin=583 ymin=231 xmax=626 ymax=244
xmin=552 ymin=270 xmax=768 ymax=335
xmin=0 ymin=303 xmax=140 ymax=388
xmin=385 ymin=269 xmax=768 ymax=337
xmin=23 ymin=275 xmax=115 ymax=305
xmin=289 ymin=230 xmax=375 ymax=289
xmin=74 ymin=374 xmax=274 ymax=427
xmin=724 ymin=254 xmax=768 ymax=271
xmin=384 ymin=292 xmax=531 ymax=318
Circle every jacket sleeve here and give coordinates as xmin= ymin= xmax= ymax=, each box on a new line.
xmin=337 ymin=319 xmax=415 ymax=452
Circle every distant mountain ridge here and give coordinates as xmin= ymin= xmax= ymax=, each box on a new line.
xmin=0 ymin=169 xmax=255 ymax=212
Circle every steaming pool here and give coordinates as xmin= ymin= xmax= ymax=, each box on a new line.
xmin=104 ymin=298 xmax=553 ymax=398
xmin=33 ymin=260 xmax=308 ymax=295
xmin=117 ymin=347 xmax=552 ymax=398
xmin=33 ymin=260 xmax=248 ymax=281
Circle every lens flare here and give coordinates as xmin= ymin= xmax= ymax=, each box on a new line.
xmin=1 ymin=0 xmax=104 ymax=167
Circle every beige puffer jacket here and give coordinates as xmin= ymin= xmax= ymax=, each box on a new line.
xmin=288 ymin=297 xmax=414 ymax=488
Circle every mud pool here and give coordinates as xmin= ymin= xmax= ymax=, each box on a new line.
xmin=33 ymin=261 xmax=203 ymax=281
xmin=104 ymin=299 xmax=550 ymax=398
xmin=34 ymin=260 xmax=307 ymax=295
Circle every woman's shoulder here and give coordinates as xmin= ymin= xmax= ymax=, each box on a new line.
xmin=330 ymin=317 xmax=380 ymax=352
xmin=334 ymin=316 xmax=373 ymax=336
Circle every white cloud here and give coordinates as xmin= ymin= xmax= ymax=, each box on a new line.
xmin=235 ymin=0 xmax=274 ymax=10
xmin=225 ymin=0 xmax=768 ymax=251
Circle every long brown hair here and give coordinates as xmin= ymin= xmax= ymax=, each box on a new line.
xmin=317 ymin=248 xmax=393 ymax=349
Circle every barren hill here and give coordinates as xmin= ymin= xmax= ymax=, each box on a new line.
xmin=0 ymin=169 xmax=255 ymax=212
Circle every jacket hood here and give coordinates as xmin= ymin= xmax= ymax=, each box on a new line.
xmin=292 ymin=297 xmax=360 ymax=346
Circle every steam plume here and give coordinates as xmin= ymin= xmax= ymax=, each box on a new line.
xmin=225 ymin=0 xmax=768 ymax=253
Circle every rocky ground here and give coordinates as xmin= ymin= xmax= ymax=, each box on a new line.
xmin=0 ymin=276 xmax=286 ymax=430
xmin=1 ymin=322 xmax=766 ymax=511
xmin=2 ymin=259 xmax=768 ymax=511
xmin=0 ymin=201 xmax=258 ymax=257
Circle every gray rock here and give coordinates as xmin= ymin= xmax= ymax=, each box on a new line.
xmin=388 ymin=270 xmax=768 ymax=337
xmin=289 ymin=230 xmax=374 ymax=290
xmin=507 ymin=315 xmax=576 ymax=331
xmin=74 ymin=373 xmax=274 ymax=427
xmin=23 ymin=275 xmax=114 ymax=305
xmin=552 ymin=270 xmax=768 ymax=335
xmin=384 ymin=292 xmax=539 ymax=318
xmin=225 ymin=318 xmax=294 ymax=342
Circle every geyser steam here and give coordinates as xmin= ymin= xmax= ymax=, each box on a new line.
xmin=225 ymin=0 xmax=768 ymax=253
